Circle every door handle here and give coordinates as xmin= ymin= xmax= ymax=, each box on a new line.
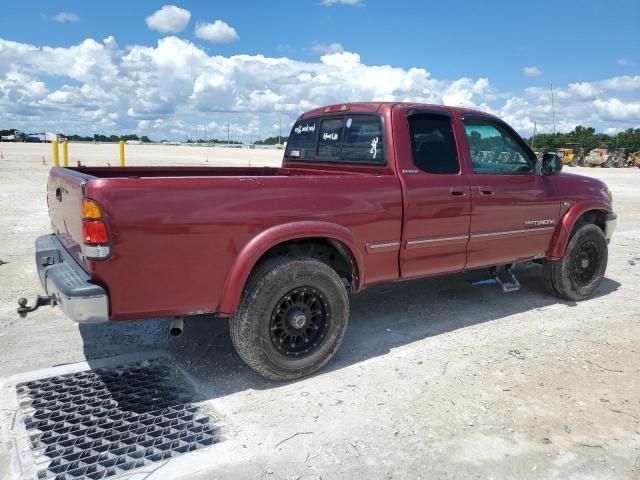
xmin=478 ymin=186 xmax=494 ymax=196
xmin=450 ymin=189 xmax=466 ymax=197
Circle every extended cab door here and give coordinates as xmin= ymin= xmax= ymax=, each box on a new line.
xmin=395 ymin=109 xmax=472 ymax=278
xmin=460 ymin=115 xmax=561 ymax=268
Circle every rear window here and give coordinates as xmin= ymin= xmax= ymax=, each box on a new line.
xmin=317 ymin=118 xmax=344 ymax=159
xmin=285 ymin=120 xmax=318 ymax=160
xmin=342 ymin=116 xmax=384 ymax=163
xmin=285 ymin=114 xmax=385 ymax=164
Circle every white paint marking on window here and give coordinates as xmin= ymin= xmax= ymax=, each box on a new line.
xmin=370 ymin=137 xmax=379 ymax=158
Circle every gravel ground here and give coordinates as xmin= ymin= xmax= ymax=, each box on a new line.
xmin=0 ymin=142 xmax=639 ymax=479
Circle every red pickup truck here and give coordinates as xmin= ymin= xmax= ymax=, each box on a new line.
xmin=22 ymin=102 xmax=617 ymax=380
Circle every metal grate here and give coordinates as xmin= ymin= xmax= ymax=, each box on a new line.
xmin=16 ymin=360 xmax=219 ymax=479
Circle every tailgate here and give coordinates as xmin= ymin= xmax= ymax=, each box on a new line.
xmin=47 ymin=168 xmax=91 ymax=267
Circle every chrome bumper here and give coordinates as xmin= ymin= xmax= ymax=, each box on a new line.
xmin=604 ymin=212 xmax=617 ymax=242
xmin=35 ymin=235 xmax=109 ymax=323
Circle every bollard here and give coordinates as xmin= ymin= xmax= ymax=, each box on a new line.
xmin=119 ymin=140 xmax=125 ymax=167
xmin=63 ymin=141 xmax=69 ymax=167
xmin=52 ymin=140 xmax=59 ymax=167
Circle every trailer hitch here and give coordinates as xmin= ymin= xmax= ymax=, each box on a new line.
xmin=17 ymin=295 xmax=56 ymax=318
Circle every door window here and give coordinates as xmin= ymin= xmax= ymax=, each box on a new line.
xmin=408 ymin=115 xmax=459 ymax=174
xmin=463 ymin=121 xmax=534 ymax=174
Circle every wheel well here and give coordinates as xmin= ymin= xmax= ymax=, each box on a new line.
xmin=254 ymin=238 xmax=358 ymax=291
xmin=573 ymin=210 xmax=607 ymax=233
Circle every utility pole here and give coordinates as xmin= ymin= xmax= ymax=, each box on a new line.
xmin=532 ymin=121 xmax=537 ymax=149
xmin=227 ymin=122 xmax=230 ymax=146
xmin=204 ymin=124 xmax=207 ymax=143
xmin=278 ymin=116 xmax=282 ymax=145
xmin=550 ymin=84 xmax=556 ymax=148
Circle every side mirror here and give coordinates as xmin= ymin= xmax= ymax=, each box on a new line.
xmin=542 ymin=152 xmax=562 ymax=175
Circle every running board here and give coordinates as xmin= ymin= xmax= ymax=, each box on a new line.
xmin=491 ymin=265 xmax=521 ymax=292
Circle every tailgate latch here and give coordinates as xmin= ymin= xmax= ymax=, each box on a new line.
xmin=17 ymin=295 xmax=56 ymax=318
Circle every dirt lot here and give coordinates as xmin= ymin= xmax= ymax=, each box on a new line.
xmin=0 ymin=142 xmax=639 ymax=479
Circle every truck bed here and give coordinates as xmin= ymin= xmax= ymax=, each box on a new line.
xmin=47 ymin=165 xmax=402 ymax=320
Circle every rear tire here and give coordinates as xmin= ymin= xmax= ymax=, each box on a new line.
xmin=543 ymin=224 xmax=608 ymax=301
xmin=230 ymin=256 xmax=349 ymax=381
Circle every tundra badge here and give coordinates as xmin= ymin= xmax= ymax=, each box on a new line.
xmin=525 ymin=219 xmax=555 ymax=226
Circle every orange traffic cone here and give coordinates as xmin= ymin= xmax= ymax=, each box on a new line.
xmin=42 ymin=156 xmax=47 ymax=165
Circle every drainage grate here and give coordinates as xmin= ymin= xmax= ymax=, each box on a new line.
xmin=16 ymin=359 xmax=220 ymax=479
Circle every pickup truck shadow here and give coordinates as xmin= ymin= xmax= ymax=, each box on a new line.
xmin=78 ymin=262 xmax=620 ymax=398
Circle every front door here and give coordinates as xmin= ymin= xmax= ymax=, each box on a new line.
xmin=461 ymin=117 xmax=561 ymax=269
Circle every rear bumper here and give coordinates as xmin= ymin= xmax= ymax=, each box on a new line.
xmin=604 ymin=212 xmax=617 ymax=242
xmin=36 ymin=234 xmax=109 ymax=323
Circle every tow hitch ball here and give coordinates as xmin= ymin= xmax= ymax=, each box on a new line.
xmin=17 ymin=295 xmax=56 ymax=318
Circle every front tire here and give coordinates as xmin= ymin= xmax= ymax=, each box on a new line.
xmin=230 ymin=256 xmax=349 ymax=381
xmin=543 ymin=224 xmax=608 ymax=301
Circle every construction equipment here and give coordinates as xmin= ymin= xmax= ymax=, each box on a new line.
xmin=556 ymin=143 xmax=581 ymax=167
xmin=626 ymin=150 xmax=640 ymax=168
xmin=610 ymin=148 xmax=628 ymax=168
xmin=586 ymin=144 xmax=613 ymax=168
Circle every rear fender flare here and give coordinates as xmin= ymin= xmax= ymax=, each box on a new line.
xmin=548 ymin=201 xmax=611 ymax=259
xmin=219 ymin=221 xmax=364 ymax=315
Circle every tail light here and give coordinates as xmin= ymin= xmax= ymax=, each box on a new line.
xmin=82 ymin=198 xmax=111 ymax=259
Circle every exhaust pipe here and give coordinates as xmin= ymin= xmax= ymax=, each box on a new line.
xmin=169 ymin=317 xmax=184 ymax=337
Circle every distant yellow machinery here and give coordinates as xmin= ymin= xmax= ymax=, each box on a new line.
xmin=627 ymin=151 xmax=640 ymax=168
xmin=556 ymin=143 xmax=582 ymax=167
xmin=586 ymin=144 xmax=613 ymax=168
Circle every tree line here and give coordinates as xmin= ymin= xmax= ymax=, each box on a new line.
xmin=1 ymin=129 xmax=287 ymax=145
xmin=526 ymin=126 xmax=640 ymax=152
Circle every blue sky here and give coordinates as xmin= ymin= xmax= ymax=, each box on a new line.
xmin=0 ymin=0 xmax=639 ymax=140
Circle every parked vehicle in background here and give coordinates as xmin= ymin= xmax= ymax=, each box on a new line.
xmin=610 ymin=148 xmax=628 ymax=168
xmin=556 ymin=143 xmax=581 ymax=167
xmin=21 ymin=102 xmax=617 ymax=381
xmin=0 ymin=130 xmax=27 ymax=142
xmin=627 ymin=151 xmax=640 ymax=168
xmin=586 ymin=144 xmax=613 ymax=168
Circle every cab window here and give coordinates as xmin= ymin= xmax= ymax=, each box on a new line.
xmin=284 ymin=119 xmax=318 ymax=160
xmin=317 ymin=118 xmax=344 ymax=159
xmin=286 ymin=114 xmax=385 ymax=164
xmin=463 ymin=121 xmax=534 ymax=174
xmin=408 ymin=114 xmax=459 ymax=174
xmin=341 ymin=116 xmax=385 ymax=163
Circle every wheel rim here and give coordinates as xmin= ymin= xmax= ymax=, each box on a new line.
xmin=269 ymin=287 xmax=330 ymax=357
xmin=572 ymin=240 xmax=601 ymax=287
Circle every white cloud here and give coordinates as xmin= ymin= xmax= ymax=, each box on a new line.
xmin=311 ymin=42 xmax=344 ymax=55
xmin=194 ymin=20 xmax=239 ymax=43
xmin=145 ymin=5 xmax=191 ymax=33
xmin=0 ymin=36 xmax=638 ymax=140
xmin=321 ymin=0 xmax=363 ymax=5
xmin=52 ymin=12 xmax=79 ymax=23
xmin=617 ymin=58 xmax=636 ymax=67
xmin=523 ymin=65 xmax=542 ymax=77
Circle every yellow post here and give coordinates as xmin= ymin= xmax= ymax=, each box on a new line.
xmin=52 ymin=139 xmax=59 ymax=167
xmin=119 ymin=140 xmax=125 ymax=167
xmin=63 ymin=141 xmax=69 ymax=167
